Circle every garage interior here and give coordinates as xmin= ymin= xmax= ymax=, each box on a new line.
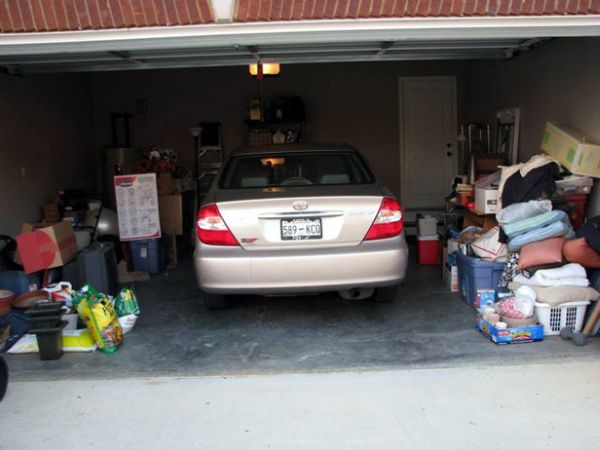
xmin=1 ymin=3 xmax=600 ymax=377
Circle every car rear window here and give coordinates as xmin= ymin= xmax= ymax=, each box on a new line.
xmin=220 ymin=151 xmax=374 ymax=189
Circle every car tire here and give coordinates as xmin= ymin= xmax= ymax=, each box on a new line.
xmin=374 ymin=285 xmax=399 ymax=303
xmin=203 ymin=292 xmax=230 ymax=310
xmin=0 ymin=355 xmax=8 ymax=402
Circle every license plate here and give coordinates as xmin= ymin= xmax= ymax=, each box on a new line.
xmin=281 ymin=218 xmax=322 ymax=240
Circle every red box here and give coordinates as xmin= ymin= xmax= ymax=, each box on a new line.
xmin=15 ymin=222 xmax=78 ymax=274
xmin=565 ymin=194 xmax=587 ymax=231
xmin=418 ymin=235 xmax=439 ymax=265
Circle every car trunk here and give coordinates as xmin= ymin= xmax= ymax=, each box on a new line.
xmin=215 ymin=185 xmax=385 ymax=251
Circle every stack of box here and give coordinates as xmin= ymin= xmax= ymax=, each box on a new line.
xmin=417 ymin=215 xmax=439 ymax=266
xmin=443 ymin=238 xmax=459 ymax=292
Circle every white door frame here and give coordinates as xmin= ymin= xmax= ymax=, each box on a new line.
xmin=398 ymin=76 xmax=457 ymax=210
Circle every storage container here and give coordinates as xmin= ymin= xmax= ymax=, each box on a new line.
xmin=129 ymin=238 xmax=166 ymax=274
xmin=456 ymin=251 xmax=505 ymax=306
xmin=417 ymin=235 xmax=439 ymax=265
xmin=417 ymin=215 xmax=438 ymax=237
xmin=535 ymin=301 xmax=590 ymax=336
xmin=0 ymin=271 xmax=41 ymax=297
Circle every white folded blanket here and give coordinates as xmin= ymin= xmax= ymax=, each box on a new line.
xmin=513 ymin=263 xmax=589 ymax=287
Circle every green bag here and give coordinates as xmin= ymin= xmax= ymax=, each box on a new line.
xmin=114 ymin=287 xmax=140 ymax=318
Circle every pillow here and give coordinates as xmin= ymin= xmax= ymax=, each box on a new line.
xmin=508 ymin=282 xmax=600 ymax=307
xmin=517 ymin=237 xmax=566 ymax=270
xmin=563 ymin=237 xmax=600 ymax=268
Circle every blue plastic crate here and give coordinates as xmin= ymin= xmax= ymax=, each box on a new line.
xmin=129 ymin=238 xmax=165 ymax=274
xmin=455 ymin=251 xmax=505 ymax=306
xmin=0 ymin=271 xmax=42 ymax=296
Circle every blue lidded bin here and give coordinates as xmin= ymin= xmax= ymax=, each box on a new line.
xmin=129 ymin=238 xmax=166 ymax=274
xmin=0 ymin=271 xmax=42 ymax=297
xmin=455 ymin=251 xmax=505 ymax=306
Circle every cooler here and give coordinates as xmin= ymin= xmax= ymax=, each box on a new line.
xmin=417 ymin=235 xmax=439 ymax=265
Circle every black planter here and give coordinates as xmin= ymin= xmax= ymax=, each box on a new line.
xmin=30 ymin=320 xmax=67 ymax=361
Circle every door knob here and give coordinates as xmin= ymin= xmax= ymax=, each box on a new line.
xmin=446 ymin=143 xmax=452 ymax=148
xmin=447 ymin=151 xmax=453 ymax=156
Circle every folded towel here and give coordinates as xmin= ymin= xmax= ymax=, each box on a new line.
xmin=508 ymin=282 xmax=599 ymax=307
xmin=508 ymin=219 xmax=574 ymax=252
xmin=512 ymin=263 xmax=589 ymax=287
xmin=503 ymin=210 xmax=567 ymax=239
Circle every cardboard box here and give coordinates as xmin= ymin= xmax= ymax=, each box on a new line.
xmin=15 ymin=221 xmax=78 ymax=274
xmin=476 ymin=318 xmax=544 ymax=345
xmin=444 ymin=263 xmax=458 ymax=292
xmin=157 ymin=172 xmax=175 ymax=195
xmin=158 ymin=195 xmax=183 ymax=236
xmin=475 ymin=186 xmax=499 ymax=214
xmin=541 ymin=122 xmax=600 ymax=177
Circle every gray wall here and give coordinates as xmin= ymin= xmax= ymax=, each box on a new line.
xmin=466 ymin=37 xmax=600 ymax=215
xmin=0 ymin=74 xmax=95 ymax=235
xmin=91 ymin=60 xmax=467 ymax=197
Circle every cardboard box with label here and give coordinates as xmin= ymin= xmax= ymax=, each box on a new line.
xmin=158 ymin=195 xmax=183 ymax=236
xmin=16 ymin=221 xmax=78 ymax=274
xmin=475 ymin=186 xmax=499 ymax=214
xmin=541 ymin=122 xmax=600 ymax=178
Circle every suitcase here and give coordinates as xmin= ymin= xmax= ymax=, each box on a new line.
xmin=62 ymin=242 xmax=118 ymax=295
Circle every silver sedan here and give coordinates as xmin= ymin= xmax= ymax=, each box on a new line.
xmin=194 ymin=144 xmax=408 ymax=309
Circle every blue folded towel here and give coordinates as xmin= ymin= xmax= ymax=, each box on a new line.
xmin=503 ymin=210 xmax=568 ymax=239
xmin=508 ymin=218 xmax=574 ymax=252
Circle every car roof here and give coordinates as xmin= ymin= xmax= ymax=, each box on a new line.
xmin=230 ymin=143 xmax=358 ymax=156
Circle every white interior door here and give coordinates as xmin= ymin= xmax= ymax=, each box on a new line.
xmin=399 ymin=77 xmax=456 ymax=212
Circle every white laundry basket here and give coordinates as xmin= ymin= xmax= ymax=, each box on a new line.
xmin=535 ymin=301 xmax=590 ymax=336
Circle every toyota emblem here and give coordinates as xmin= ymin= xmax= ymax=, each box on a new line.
xmin=292 ymin=200 xmax=308 ymax=211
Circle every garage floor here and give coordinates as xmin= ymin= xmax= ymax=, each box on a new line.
xmin=5 ymin=250 xmax=600 ymax=380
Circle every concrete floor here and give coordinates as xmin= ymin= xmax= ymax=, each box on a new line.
xmin=4 ymin=252 xmax=600 ymax=381
xmin=2 ymin=362 xmax=600 ymax=449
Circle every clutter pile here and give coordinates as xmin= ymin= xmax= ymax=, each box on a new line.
xmin=3 ymin=282 xmax=139 ymax=359
xmin=442 ymin=122 xmax=600 ymax=345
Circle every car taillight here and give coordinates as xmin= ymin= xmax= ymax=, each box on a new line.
xmin=364 ymin=197 xmax=404 ymax=241
xmin=196 ymin=204 xmax=239 ymax=246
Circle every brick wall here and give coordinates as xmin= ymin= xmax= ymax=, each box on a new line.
xmin=234 ymin=0 xmax=600 ymax=21
xmin=0 ymin=0 xmax=214 ymax=32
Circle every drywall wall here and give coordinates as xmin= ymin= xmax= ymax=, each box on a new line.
xmin=0 ymin=74 xmax=94 ymax=235
xmin=466 ymin=37 xmax=600 ymax=216
xmin=91 ymin=60 xmax=467 ymax=197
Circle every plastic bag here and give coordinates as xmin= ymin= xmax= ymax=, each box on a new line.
xmin=470 ymin=227 xmax=507 ymax=261
xmin=73 ymin=285 xmax=123 ymax=354
xmin=114 ymin=287 xmax=140 ymax=317
xmin=496 ymin=200 xmax=552 ymax=226
xmin=495 ymin=287 xmax=536 ymax=319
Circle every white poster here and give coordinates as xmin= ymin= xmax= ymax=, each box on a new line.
xmin=114 ymin=173 xmax=161 ymax=241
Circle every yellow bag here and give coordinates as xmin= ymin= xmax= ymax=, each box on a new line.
xmin=74 ymin=286 xmax=123 ymax=353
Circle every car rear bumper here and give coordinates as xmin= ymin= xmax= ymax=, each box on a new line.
xmin=194 ymin=234 xmax=408 ymax=294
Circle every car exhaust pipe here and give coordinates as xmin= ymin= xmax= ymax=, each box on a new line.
xmin=338 ymin=288 xmax=375 ymax=300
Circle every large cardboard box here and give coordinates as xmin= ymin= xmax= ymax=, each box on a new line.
xmin=158 ymin=195 xmax=183 ymax=236
xmin=541 ymin=122 xmax=600 ymax=177
xmin=475 ymin=186 xmax=499 ymax=214
xmin=16 ymin=221 xmax=78 ymax=274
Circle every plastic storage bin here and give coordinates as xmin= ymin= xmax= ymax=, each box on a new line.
xmin=417 ymin=215 xmax=438 ymax=236
xmin=535 ymin=301 xmax=590 ymax=336
xmin=129 ymin=238 xmax=165 ymax=274
xmin=417 ymin=235 xmax=439 ymax=265
xmin=456 ymin=251 xmax=505 ymax=306
xmin=0 ymin=271 xmax=41 ymax=297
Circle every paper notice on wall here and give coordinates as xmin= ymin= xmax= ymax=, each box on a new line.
xmin=114 ymin=173 xmax=161 ymax=241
